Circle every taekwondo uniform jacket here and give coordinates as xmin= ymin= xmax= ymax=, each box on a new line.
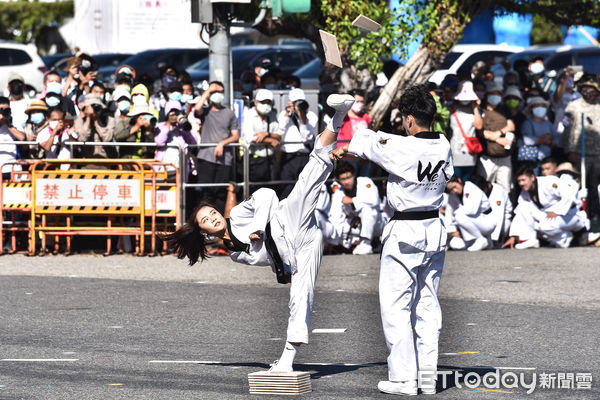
xmin=515 ymin=175 xmax=576 ymax=216
xmin=444 ymin=181 xmax=491 ymax=234
xmin=330 ymin=176 xmax=381 ymax=224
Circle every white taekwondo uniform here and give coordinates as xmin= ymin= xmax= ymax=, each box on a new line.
xmin=444 ymin=181 xmax=495 ymax=243
xmin=509 ymin=175 xmax=586 ymax=248
xmin=314 ymin=184 xmax=338 ymax=242
xmin=488 ymin=183 xmax=513 ymax=241
xmin=329 ymin=176 xmax=384 ymax=248
xmin=227 ymin=135 xmax=335 ymax=344
xmin=348 ymin=128 xmax=453 ymax=384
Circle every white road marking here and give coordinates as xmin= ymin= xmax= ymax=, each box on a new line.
xmin=466 ymin=323 xmax=477 ymax=326
xmin=335 ymin=289 xmax=345 ymax=292
xmin=479 ymin=299 xmax=490 ymax=302
xmin=440 ymin=353 xmax=458 ymax=356
xmin=1 ymin=359 xmax=78 ymax=362
xmin=149 ymin=360 xmax=221 ymax=364
xmin=62 ymin=352 xmax=77 ymax=355
xmin=109 ymin=326 xmax=123 ymax=329
xmin=312 ymin=328 xmax=347 ymax=333
xmin=194 ymin=281 xmax=209 ymax=284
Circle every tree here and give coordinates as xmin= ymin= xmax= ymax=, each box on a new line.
xmin=0 ymin=1 xmax=74 ymax=48
xmin=530 ymin=14 xmax=563 ymax=45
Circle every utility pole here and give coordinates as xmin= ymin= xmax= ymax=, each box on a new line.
xmin=209 ymin=4 xmax=232 ymax=106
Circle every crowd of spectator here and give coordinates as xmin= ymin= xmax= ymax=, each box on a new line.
xmin=1 ymin=50 xmax=599 ymax=254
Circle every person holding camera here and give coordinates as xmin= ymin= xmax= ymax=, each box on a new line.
xmin=154 ymin=100 xmax=197 ymax=181
xmin=278 ymin=88 xmax=318 ymax=198
xmin=115 ymin=99 xmax=156 ymax=160
xmin=21 ymin=99 xmax=50 ymax=159
xmin=7 ymin=73 xmax=30 ymax=132
xmin=36 ymin=107 xmax=77 ymax=168
xmin=64 ymin=54 xmax=99 ymax=113
xmin=194 ymin=81 xmax=240 ymax=214
xmin=73 ymin=94 xmax=117 ymax=161
xmin=0 ymin=97 xmax=26 ymax=179
xmin=242 ymin=88 xmax=280 ymax=188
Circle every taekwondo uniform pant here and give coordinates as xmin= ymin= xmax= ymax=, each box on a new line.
xmin=379 ymin=218 xmax=446 ymax=383
xmin=509 ymin=203 xmax=586 ymax=248
xmin=342 ymin=206 xmax=383 ymax=248
xmin=454 ymin=208 xmax=496 ymax=242
xmin=274 ymin=136 xmax=334 ymax=344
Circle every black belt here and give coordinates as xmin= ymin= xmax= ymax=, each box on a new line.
xmin=391 ymin=210 xmax=439 ymax=220
xmin=264 ymin=222 xmax=289 ymax=284
xmin=483 ymin=208 xmax=492 ymax=215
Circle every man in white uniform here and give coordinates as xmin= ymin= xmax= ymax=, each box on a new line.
xmin=332 ymin=85 xmax=453 ymax=396
xmin=329 ymin=161 xmax=383 ymax=254
xmin=503 ymin=166 xmax=586 ymax=249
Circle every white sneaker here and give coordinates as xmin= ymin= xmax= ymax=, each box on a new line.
xmin=377 ymin=380 xmax=418 ymax=396
xmin=353 ymin=241 xmax=373 ymax=255
xmin=268 ymin=360 xmax=293 ymax=373
xmin=449 ymin=236 xmax=466 ymax=250
xmin=515 ymin=238 xmax=540 ymax=249
xmin=326 ymin=94 xmax=355 ymax=113
xmin=467 ymin=237 xmax=490 ymax=252
xmin=586 ymin=232 xmax=600 ymax=245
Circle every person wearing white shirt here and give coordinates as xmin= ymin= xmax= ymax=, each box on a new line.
xmin=241 ymin=89 xmax=280 ymax=186
xmin=278 ymin=88 xmax=318 ymax=198
xmin=36 ymin=108 xmax=77 ymax=170
xmin=332 ymin=85 xmax=453 ymax=396
xmin=0 ymin=97 xmax=25 ymax=178
xmin=159 ymin=94 xmax=355 ymax=374
xmin=503 ymin=166 xmax=587 ymax=249
xmin=329 ymin=161 xmax=383 ymax=254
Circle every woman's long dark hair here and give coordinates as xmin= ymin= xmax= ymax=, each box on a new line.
xmin=157 ymin=202 xmax=214 ymax=266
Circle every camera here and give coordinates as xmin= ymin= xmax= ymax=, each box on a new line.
xmin=91 ymin=104 xmax=103 ymax=115
xmin=0 ymin=107 xmax=11 ymax=119
xmin=177 ymin=114 xmax=192 ymax=131
xmin=293 ymin=99 xmax=309 ymax=113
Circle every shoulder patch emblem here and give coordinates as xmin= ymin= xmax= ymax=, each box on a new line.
xmin=497 ymin=200 xmax=502 ymax=206
xmin=379 ymin=139 xmax=388 ymax=145
xmin=245 ymin=196 xmax=252 ymax=202
xmin=320 ymin=189 xmax=325 ymax=193
xmin=366 ymin=184 xmax=371 ymax=188
xmin=465 ymin=193 xmax=470 ymax=198
xmin=552 ymin=183 xmax=558 ymax=189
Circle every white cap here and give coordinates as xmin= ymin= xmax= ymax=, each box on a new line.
xmin=254 ymin=88 xmax=273 ymax=102
xmin=288 ymin=88 xmax=305 ymax=102
xmin=112 ymin=88 xmax=131 ymax=101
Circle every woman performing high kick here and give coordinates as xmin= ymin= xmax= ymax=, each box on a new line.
xmin=160 ymin=93 xmax=355 ymax=372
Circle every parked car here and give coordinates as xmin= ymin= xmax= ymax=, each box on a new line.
xmin=0 ymin=40 xmax=46 ymax=93
xmin=52 ymin=53 xmax=133 ymax=79
xmin=292 ymin=57 xmax=322 ymax=90
xmin=41 ymin=52 xmax=73 ymax=70
xmin=429 ymin=44 xmax=524 ymax=85
xmin=186 ymin=45 xmax=317 ymax=86
xmin=95 ymin=48 xmax=209 ymax=86
xmin=491 ymin=44 xmax=600 ymax=76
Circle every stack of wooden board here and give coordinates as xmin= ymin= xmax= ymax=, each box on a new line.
xmin=248 ymin=371 xmax=311 ymax=395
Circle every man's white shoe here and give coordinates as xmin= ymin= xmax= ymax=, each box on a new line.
xmin=327 ymin=94 xmax=355 ymax=113
xmin=467 ymin=237 xmax=490 ymax=252
xmin=515 ymin=238 xmax=540 ymax=250
xmin=585 ymin=231 xmax=600 ymax=245
xmin=449 ymin=236 xmax=466 ymax=250
xmin=268 ymin=360 xmax=293 ymax=373
xmin=377 ymin=380 xmax=418 ymax=396
xmin=353 ymin=241 xmax=373 ymax=255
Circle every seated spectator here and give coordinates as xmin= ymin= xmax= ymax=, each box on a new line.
xmin=36 ymin=107 xmax=77 ymax=168
xmin=329 ymin=161 xmax=384 ymax=255
xmin=241 ymin=88 xmax=280 ymax=186
xmin=74 ymin=94 xmax=117 ymax=160
xmin=337 ymin=89 xmax=372 ymax=176
xmin=0 ymin=97 xmax=25 ymax=178
xmin=154 ymin=101 xmax=197 ymax=180
xmin=448 ymin=80 xmax=483 ymax=180
xmin=445 ymin=176 xmax=497 ymax=251
xmin=503 ymin=167 xmax=587 ymax=249
xmin=115 ymin=103 xmax=156 ymax=160
xmin=540 ymin=156 xmax=558 ymax=177
xmin=519 ymin=96 xmax=557 ymax=172
xmin=23 ymin=99 xmax=49 ymax=159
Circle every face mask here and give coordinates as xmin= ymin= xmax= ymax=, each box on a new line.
xmin=49 ymin=120 xmax=59 ymax=130
xmin=30 ymin=112 xmax=45 ymax=125
xmin=256 ymin=103 xmax=272 ymax=115
xmin=351 ymin=102 xmax=364 ymax=113
xmin=242 ymin=83 xmax=254 ymax=94
xmin=459 ymin=100 xmax=471 ymax=106
xmin=181 ymin=94 xmax=193 ymax=104
xmin=487 ymin=95 xmax=502 ymax=106
xmin=258 ymin=68 xmax=267 ymax=77
xmin=566 ymin=78 xmax=574 ymax=89
xmin=210 ymin=92 xmax=224 ymax=105
xmin=162 ymin=75 xmax=176 ymax=88
xmin=530 ymin=63 xmax=544 ymax=75
xmin=132 ymin=95 xmax=146 ymax=105
xmin=169 ymin=92 xmax=182 ymax=102
xmin=46 ymin=82 xmax=62 ymax=95
xmin=505 ymin=99 xmax=520 ymax=109
xmin=532 ymin=107 xmax=547 ymax=118
xmin=73 ymin=73 xmax=80 ymax=80
xmin=45 ymin=96 xmax=60 ymax=107
xmin=118 ymin=100 xmax=131 ymax=112
xmin=265 ymin=84 xmax=279 ymax=90
xmin=9 ymin=82 xmax=23 ymax=96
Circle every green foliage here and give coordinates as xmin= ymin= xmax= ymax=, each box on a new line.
xmin=530 ymin=14 xmax=563 ymax=45
xmin=0 ymin=0 xmax=74 ymax=44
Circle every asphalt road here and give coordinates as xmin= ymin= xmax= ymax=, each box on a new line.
xmin=0 ymin=248 xmax=598 ymax=399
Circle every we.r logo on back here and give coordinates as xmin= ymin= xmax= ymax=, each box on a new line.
xmin=417 ymin=160 xmax=449 ymax=183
